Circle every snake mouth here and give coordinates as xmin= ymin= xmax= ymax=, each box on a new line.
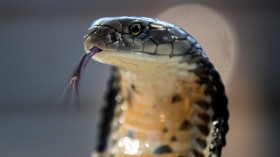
xmin=88 ymin=47 xmax=102 ymax=55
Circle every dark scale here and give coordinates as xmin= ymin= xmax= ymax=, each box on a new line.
xmin=130 ymin=84 xmax=136 ymax=91
xmin=171 ymin=94 xmax=182 ymax=103
xmin=170 ymin=136 xmax=177 ymax=142
xmin=192 ymin=149 xmax=205 ymax=157
xmin=96 ymin=68 xmax=121 ymax=152
xmin=196 ymin=137 xmax=207 ymax=148
xmin=197 ymin=113 xmax=211 ymax=123
xmin=191 ymin=54 xmax=229 ymax=156
xmin=179 ymin=120 xmax=192 ymax=131
xmin=162 ymin=127 xmax=169 ymax=133
xmin=195 ymin=100 xmax=210 ymax=110
xmin=126 ymin=88 xmax=134 ymax=106
xmin=178 ymin=51 xmax=229 ymax=157
xmin=153 ymin=145 xmax=173 ymax=154
xmin=197 ymin=124 xmax=210 ymax=136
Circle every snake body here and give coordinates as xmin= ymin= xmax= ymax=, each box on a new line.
xmin=83 ymin=16 xmax=228 ymax=157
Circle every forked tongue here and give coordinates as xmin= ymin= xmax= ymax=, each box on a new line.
xmin=60 ymin=47 xmax=101 ymax=109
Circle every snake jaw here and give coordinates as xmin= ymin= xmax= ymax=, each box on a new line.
xmin=83 ymin=34 xmax=106 ymax=53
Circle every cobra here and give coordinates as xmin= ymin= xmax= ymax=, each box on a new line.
xmin=83 ymin=16 xmax=229 ymax=157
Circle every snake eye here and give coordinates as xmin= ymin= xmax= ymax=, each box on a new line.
xmin=130 ymin=23 xmax=142 ymax=36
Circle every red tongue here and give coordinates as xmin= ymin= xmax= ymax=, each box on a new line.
xmin=60 ymin=47 xmax=101 ymax=107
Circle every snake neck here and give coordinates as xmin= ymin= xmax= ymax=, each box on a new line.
xmin=116 ymin=54 xmax=202 ymax=110
xmin=107 ymin=55 xmax=216 ymax=157
xmin=117 ymin=61 xmax=198 ymax=106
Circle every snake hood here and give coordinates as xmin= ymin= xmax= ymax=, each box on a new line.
xmin=84 ymin=16 xmax=229 ymax=157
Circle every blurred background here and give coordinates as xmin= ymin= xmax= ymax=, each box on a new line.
xmin=0 ymin=0 xmax=279 ymax=157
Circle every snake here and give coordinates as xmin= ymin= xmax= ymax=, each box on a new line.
xmin=83 ymin=16 xmax=229 ymax=157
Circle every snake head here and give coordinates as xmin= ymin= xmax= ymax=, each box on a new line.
xmin=83 ymin=16 xmax=203 ymax=69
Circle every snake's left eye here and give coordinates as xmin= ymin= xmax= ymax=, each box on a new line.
xmin=129 ymin=23 xmax=142 ymax=36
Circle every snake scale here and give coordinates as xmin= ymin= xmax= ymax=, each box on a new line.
xmin=83 ymin=16 xmax=229 ymax=157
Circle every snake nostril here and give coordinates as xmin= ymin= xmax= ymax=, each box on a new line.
xmin=110 ymin=33 xmax=119 ymax=43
